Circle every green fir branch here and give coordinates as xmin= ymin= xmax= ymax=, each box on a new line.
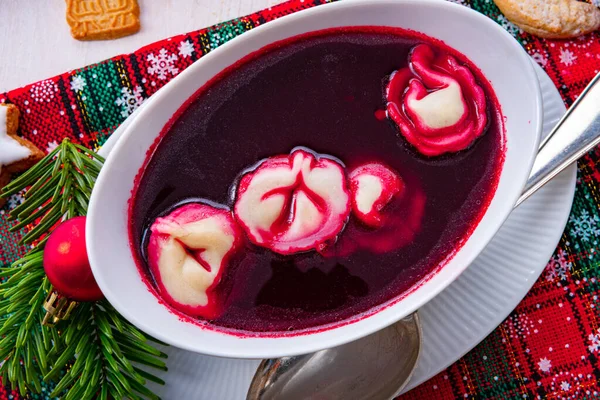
xmin=0 ymin=138 xmax=167 ymax=399
xmin=0 ymin=252 xmax=50 ymax=397
xmin=47 ymin=301 xmax=167 ymax=400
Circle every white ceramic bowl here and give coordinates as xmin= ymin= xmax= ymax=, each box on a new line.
xmin=87 ymin=0 xmax=541 ymax=358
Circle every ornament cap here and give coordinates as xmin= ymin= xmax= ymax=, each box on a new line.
xmin=42 ymin=290 xmax=77 ymax=327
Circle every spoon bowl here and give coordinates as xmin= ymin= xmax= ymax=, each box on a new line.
xmin=247 ymin=313 xmax=421 ymax=400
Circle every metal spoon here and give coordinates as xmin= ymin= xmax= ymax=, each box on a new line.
xmin=246 ymin=313 xmax=421 ymax=400
xmin=247 ymin=71 xmax=600 ymax=400
xmin=518 ymin=71 xmax=600 ymax=206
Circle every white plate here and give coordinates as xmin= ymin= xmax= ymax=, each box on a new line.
xmin=97 ymin=61 xmax=575 ymax=397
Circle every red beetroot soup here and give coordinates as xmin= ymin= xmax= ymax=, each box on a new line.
xmin=130 ymin=27 xmax=504 ymax=333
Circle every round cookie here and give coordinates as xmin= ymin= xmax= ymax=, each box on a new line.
xmin=493 ymin=0 xmax=600 ymax=38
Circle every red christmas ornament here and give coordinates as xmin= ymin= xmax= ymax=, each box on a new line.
xmin=43 ymin=216 xmax=103 ymax=302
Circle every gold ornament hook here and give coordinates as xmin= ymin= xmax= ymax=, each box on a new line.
xmin=42 ymin=291 xmax=77 ymax=327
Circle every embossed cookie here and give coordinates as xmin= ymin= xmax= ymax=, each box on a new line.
xmin=493 ymin=0 xmax=600 ymax=38
xmin=65 ymin=0 xmax=141 ymax=41
xmin=0 ymin=104 xmax=44 ymax=207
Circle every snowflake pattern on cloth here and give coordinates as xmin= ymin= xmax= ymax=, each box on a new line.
xmin=545 ymin=249 xmax=573 ymax=281
xmin=179 ymin=40 xmax=195 ymax=58
xmin=115 ymin=86 xmax=145 ymax=118
xmin=569 ymin=209 xmax=600 ymax=242
xmin=538 ymin=357 xmax=552 ymax=373
xmin=147 ymin=48 xmax=179 ymax=80
xmin=70 ymin=75 xmax=86 ymax=92
xmin=548 ymin=371 xmax=594 ymax=400
xmin=559 ymin=47 xmax=578 ymax=66
xmin=588 ymin=328 xmax=600 ymax=353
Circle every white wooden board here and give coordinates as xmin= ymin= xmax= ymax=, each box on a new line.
xmin=0 ymin=0 xmax=280 ymax=92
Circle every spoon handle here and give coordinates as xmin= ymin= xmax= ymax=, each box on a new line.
xmin=517 ymin=72 xmax=600 ymax=207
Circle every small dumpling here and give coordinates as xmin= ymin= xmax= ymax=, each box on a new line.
xmin=234 ymin=148 xmax=351 ymax=255
xmin=147 ymin=203 xmax=243 ymax=319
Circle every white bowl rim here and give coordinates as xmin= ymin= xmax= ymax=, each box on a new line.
xmin=87 ymin=0 xmax=542 ymax=358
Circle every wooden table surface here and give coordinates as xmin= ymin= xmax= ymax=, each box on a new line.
xmin=0 ymin=0 xmax=279 ymax=92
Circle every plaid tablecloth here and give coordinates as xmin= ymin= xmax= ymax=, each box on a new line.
xmin=2 ymin=0 xmax=600 ymax=398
